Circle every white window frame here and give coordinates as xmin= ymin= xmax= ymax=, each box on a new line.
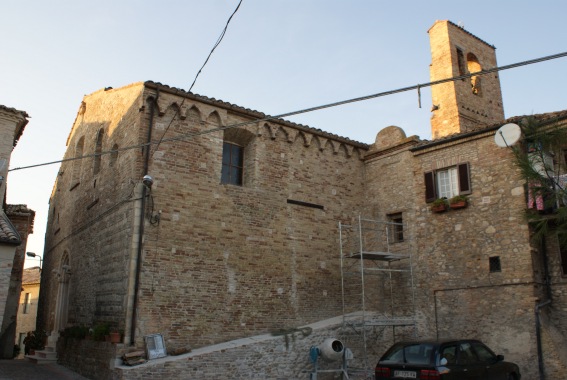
xmin=436 ymin=167 xmax=459 ymax=199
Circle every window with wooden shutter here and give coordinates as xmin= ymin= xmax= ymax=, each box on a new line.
xmin=424 ymin=171 xmax=436 ymax=202
xmin=457 ymin=163 xmax=471 ymax=194
xmin=425 ymin=162 xmax=471 ymax=202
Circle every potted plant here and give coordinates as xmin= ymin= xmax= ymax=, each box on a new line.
xmin=449 ymin=195 xmax=468 ymax=209
xmin=23 ymin=329 xmax=47 ymax=355
xmin=431 ymin=198 xmax=448 ymax=213
xmin=109 ymin=329 xmax=122 ymax=344
xmin=92 ymin=323 xmax=110 ymax=342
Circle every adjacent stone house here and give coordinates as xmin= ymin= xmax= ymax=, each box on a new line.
xmin=15 ymin=266 xmax=41 ymax=356
xmin=0 ymin=105 xmax=35 ymax=359
xmin=38 ymin=21 xmax=567 ymax=379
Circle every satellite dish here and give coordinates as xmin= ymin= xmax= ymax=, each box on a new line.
xmin=494 ymin=123 xmax=522 ymax=147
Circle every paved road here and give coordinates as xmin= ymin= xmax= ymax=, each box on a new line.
xmin=0 ymin=359 xmax=90 ymax=380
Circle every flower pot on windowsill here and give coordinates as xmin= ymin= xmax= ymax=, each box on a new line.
xmin=449 ymin=195 xmax=469 ymax=210
xmin=450 ymin=201 xmax=467 ymax=209
xmin=431 ymin=199 xmax=448 ymax=213
xmin=431 ymin=204 xmax=448 ymax=213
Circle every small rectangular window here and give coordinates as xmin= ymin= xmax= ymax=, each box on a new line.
xmin=221 ymin=142 xmax=243 ymax=185
xmin=388 ymin=213 xmax=404 ymax=243
xmin=23 ymin=293 xmax=30 ymax=314
xmin=489 ymin=256 xmax=501 ymax=273
xmin=457 ymin=48 xmax=466 ymax=77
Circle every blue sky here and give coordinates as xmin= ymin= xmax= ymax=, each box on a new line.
xmin=1 ymin=1 xmax=566 ymax=266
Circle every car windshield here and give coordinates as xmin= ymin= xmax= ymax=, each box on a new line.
xmin=381 ymin=343 xmax=434 ymax=365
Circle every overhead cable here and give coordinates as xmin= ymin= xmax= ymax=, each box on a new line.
xmin=152 ymin=0 xmax=243 ymax=155
xmin=9 ymin=50 xmax=567 ymax=173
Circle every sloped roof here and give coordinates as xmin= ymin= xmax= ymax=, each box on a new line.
xmin=0 ymin=104 xmax=30 ymax=148
xmin=411 ymin=109 xmax=567 ymax=152
xmin=22 ymin=267 xmax=41 ymax=285
xmin=428 ymin=20 xmax=495 ymax=49
xmin=0 ymin=210 xmax=22 ymax=245
xmin=5 ymin=204 xmax=35 ymax=234
xmin=144 ymin=81 xmax=369 ymax=148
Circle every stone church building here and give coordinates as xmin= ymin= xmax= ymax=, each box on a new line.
xmin=38 ymin=21 xmax=567 ymax=379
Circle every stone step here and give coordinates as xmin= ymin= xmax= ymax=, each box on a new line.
xmin=37 ymin=350 xmax=57 ymax=360
xmin=26 ymin=352 xmax=57 ymax=364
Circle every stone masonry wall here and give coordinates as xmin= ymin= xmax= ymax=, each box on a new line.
xmin=364 ymin=126 xmax=542 ymax=378
xmin=135 ymin=87 xmax=368 ymax=352
xmin=0 ymin=206 xmax=34 ymax=358
xmin=113 ymin=317 xmax=378 ymax=380
xmin=39 ymin=83 xmax=145 ymax=334
xmin=429 ymin=20 xmax=504 ymax=139
xmin=40 ymin=83 xmax=371 ymax=373
xmin=57 ymin=338 xmax=118 ymax=380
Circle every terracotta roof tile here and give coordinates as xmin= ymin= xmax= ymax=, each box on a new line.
xmin=144 ymin=81 xmax=369 ymax=149
xmin=0 ymin=211 xmax=22 ymax=245
xmin=411 ymin=109 xmax=567 ymax=151
xmin=22 ymin=267 xmax=41 ymax=285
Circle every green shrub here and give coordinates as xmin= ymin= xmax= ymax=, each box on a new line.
xmin=92 ymin=323 xmax=110 ymax=341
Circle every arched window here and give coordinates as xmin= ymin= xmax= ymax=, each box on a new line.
xmin=456 ymin=48 xmax=466 ymax=77
xmin=110 ymin=143 xmax=119 ymax=167
xmin=221 ymin=142 xmax=244 ymax=185
xmin=467 ymin=53 xmax=482 ymax=96
xmin=93 ymin=129 xmax=104 ymax=175
xmin=72 ymin=137 xmax=85 ymax=186
xmin=221 ymin=128 xmax=255 ymax=186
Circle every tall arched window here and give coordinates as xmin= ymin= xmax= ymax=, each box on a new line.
xmin=72 ymin=137 xmax=85 ymax=186
xmin=221 ymin=128 xmax=255 ymax=186
xmin=109 ymin=143 xmax=119 ymax=167
xmin=467 ymin=53 xmax=482 ymax=96
xmin=93 ymin=129 xmax=104 ymax=175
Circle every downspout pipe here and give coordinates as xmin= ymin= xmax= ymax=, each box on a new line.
xmin=130 ymin=91 xmax=158 ymax=345
xmin=536 ymin=237 xmax=552 ymax=380
xmin=536 ymin=299 xmax=551 ymax=380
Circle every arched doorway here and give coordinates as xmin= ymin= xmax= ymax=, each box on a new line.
xmin=53 ymin=253 xmax=72 ymax=334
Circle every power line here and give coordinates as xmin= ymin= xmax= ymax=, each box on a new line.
xmin=8 ymin=50 xmax=567 ymax=173
xmin=152 ymin=0 xmax=243 ymax=155
xmin=188 ymin=0 xmax=243 ymax=94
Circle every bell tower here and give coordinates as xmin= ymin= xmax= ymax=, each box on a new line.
xmin=428 ymin=20 xmax=504 ymax=139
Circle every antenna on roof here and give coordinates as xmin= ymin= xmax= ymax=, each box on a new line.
xmin=494 ymin=123 xmax=522 ymax=147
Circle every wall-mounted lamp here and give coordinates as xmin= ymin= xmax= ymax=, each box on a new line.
xmin=142 ymin=175 xmax=154 ymax=188
xmin=26 ymin=252 xmax=43 ymax=271
xmin=431 ymin=104 xmax=440 ymax=112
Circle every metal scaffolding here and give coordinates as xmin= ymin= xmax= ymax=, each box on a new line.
xmin=338 ymin=215 xmax=417 ymax=375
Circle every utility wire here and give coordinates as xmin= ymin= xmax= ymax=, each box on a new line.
xmin=188 ymin=0 xmax=243 ymax=93
xmin=9 ymin=50 xmax=567 ymax=173
xmin=152 ymin=0 xmax=243 ymax=155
